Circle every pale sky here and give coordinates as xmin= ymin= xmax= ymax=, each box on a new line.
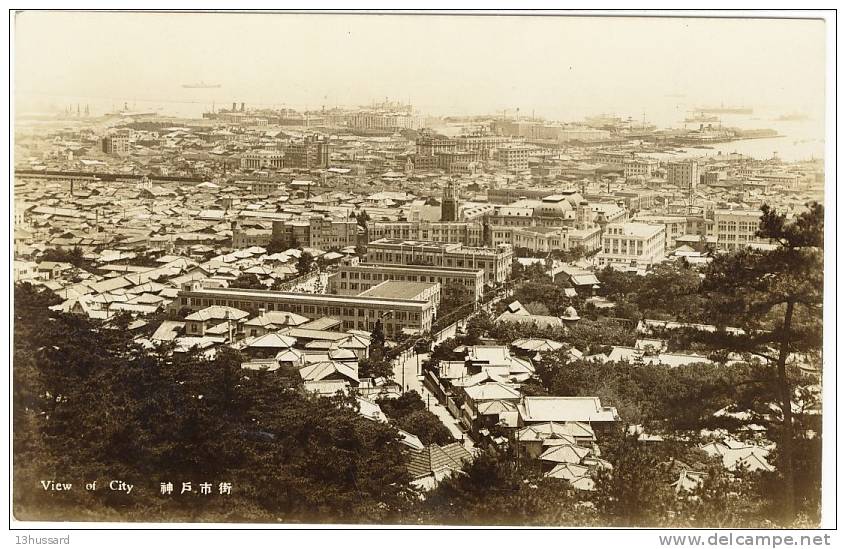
xmin=14 ymin=12 xmax=826 ymax=120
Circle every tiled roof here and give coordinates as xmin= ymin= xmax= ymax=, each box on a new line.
xmin=406 ymin=442 xmax=472 ymax=480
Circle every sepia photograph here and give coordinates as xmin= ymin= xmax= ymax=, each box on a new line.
xmin=8 ymin=7 xmax=835 ymax=537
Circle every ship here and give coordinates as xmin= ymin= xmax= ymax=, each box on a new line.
xmin=684 ymin=112 xmax=720 ymax=123
xmin=697 ymin=104 xmax=753 ymax=115
xmin=775 ymin=113 xmax=809 ymax=122
xmin=182 ymin=81 xmax=221 ymax=89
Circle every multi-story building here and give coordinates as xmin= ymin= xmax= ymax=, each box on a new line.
xmin=610 ymin=190 xmax=660 ymax=213
xmin=487 ymin=187 xmax=558 ymax=204
xmin=491 ymin=120 xmax=562 ymax=140
xmin=102 ymin=133 xmax=130 ymax=155
xmin=410 ymin=154 xmax=439 ymax=171
xmin=366 ymin=239 xmax=513 ymax=287
xmin=284 ymin=135 xmax=330 ymax=169
xmin=441 ymin=182 xmax=460 ymax=222
xmin=330 ymin=260 xmax=485 ymax=303
xmin=416 ymin=135 xmax=457 ymax=156
xmin=455 ymin=135 xmax=514 ymax=155
xmin=559 ymin=127 xmax=611 ymax=142
xmin=757 ymin=172 xmax=801 ymax=189
xmin=594 ymin=151 xmax=631 ymax=166
xmin=623 ymin=158 xmax=659 ymax=179
xmin=489 ymin=225 xmax=602 ymax=254
xmin=305 ymin=217 xmax=359 ymax=250
xmin=250 ymin=180 xmax=284 ymax=194
xmin=231 ymin=216 xmax=357 ymax=249
xmin=667 ymin=160 xmax=700 ymax=190
xmin=709 ymin=209 xmax=769 ymax=251
xmin=436 ymin=150 xmax=485 ymax=173
xmin=174 ymin=284 xmax=436 ymax=337
xmin=631 ymin=214 xmax=692 ymax=251
xmin=596 ymin=222 xmax=666 ymax=268
xmin=368 ymin=220 xmax=485 ymax=247
xmin=346 ymin=111 xmax=423 ymax=131
xmin=241 ymin=150 xmax=284 ymax=170
xmin=494 ymin=145 xmax=533 ymax=171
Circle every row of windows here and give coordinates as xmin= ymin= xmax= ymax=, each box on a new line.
xmin=368 ymin=251 xmax=497 ymax=270
xmin=186 ymin=296 xmax=424 ymax=323
xmin=339 ymin=271 xmax=477 ymax=286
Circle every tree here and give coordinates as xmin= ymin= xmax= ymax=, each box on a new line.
xmin=229 ymin=272 xmax=265 ymax=290
xmin=439 ymin=282 xmax=473 ymax=319
xmin=38 ymin=246 xmax=86 ymax=268
xmin=296 ymin=251 xmax=314 ymax=276
xmin=265 ymin=239 xmax=288 ymax=254
xmin=512 ymin=279 xmax=570 ymax=316
xmin=696 ymin=203 xmax=823 ymax=522
xmin=13 ymin=283 xmax=416 ymax=522
xmin=358 ymin=356 xmax=394 ymax=380
xmin=596 ymin=261 xmax=705 ymax=321
xmin=592 ymin=434 xmax=676 ymax=526
xmin=418 ymin=450 xmax=594 ymax=526
xmin=370 ymin=319 xmax=386 ymax=361
xmin=377 ymin=391 xmax=452 ymax=446
xmin=524 ymin=301 xmax=550 ymax=316
xmin=355 ymin=210 xmax=370 ymax=229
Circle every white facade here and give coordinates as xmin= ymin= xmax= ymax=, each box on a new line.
xmin=709 ymin=209 xmax=769 ymax=251
xmin=241 ymin=151 xmax=284 ymax=170
xmin=667 ymin=160 xmax=700 ymax=189
xmin=597 ymin=222 xmax=666 ymax=268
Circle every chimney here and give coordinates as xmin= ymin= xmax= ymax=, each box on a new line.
xmin=241 ymin=102 xmax=245 ymax=112
xmin=232 ymin=102 xmax=236 ymax=112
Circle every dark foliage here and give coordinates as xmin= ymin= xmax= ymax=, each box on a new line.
xmin=13 ymin=284 xmax=414 ymax=523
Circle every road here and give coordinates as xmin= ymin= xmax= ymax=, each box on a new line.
xmin=392 ymin=349 xmax=475 ymax=452
xmin=394 ymin=350 xmax=426 ymax=394
xmin=385 ymin=288 xmax=519 ymax=453
xmin=288 ymin=271 xmax=328 ymax=293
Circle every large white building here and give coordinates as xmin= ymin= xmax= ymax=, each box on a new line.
xmin=667 ymin=160 xmax=700 ymax=190
xmin=709 ymin=209 xmax=770 ymax=251
xmin=631 ymin=214 xmax=693 ymax=251
xmin=241 ymin=150 xmax=284 ymax=170
xmin=494 ymin=145 xmax=534 ymax=171
xmin=365 ymin=239 xmax=513 ymax=287
xmin=597 ymin=222 xmax=666 ymax=268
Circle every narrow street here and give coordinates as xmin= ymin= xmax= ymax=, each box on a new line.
xmin=392 ymin=348 xmax=475 ymax=452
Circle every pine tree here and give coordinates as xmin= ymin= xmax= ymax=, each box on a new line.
xmin=698 ymin=202 xmax=823 ymax=522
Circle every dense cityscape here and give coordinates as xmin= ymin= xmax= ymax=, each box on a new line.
xmin=12 ymin=12 xmax=827 ymax=530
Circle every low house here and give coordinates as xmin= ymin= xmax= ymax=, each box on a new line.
xmin=458 ymin=382 xmax=522 ymax=433
xmin=150 ymin=320 xmax=185 ymax=342
xmin=337 ymin=333 xmax=371 ymax=360
xmin=243 ymin=310 xmax=310 ymax=337
xmin=496 ymin=311 xmax=564 ymax=330
xmin=671 ymin=470 xmax=706 ymax=493
xmin=545 ymin=463 xmax=595 ymax=491
xmin=184 ymin=306 xmax=249 ymax=337
xmin=465 ymin=345 xmax=534 ymax=380
xmin=515 ymin=421 xmax=596 ymax=459
xmin=517 ymin=396 xmax=620 ymax=434
xmin=241 ymin=358 xmax=281 ymax=372
xmin=406 ymin=442 xmax=473 ymax=491
xmin=240 ymin=332 xmax=297 ymax=358
xmin=700 ymin=438 xmax=774 ymax=473
xmin=600 ymin=346 xmax=714 ymax=368
xmin=276 ymin=347 xmax=306 ymax=368
xmin=303 ymin=379 xmax=350 ymax=396
xmin=37 ymin=261 xmax=75 ymax=280
xmin=298 ymin=360 xmax=359 ymax=385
